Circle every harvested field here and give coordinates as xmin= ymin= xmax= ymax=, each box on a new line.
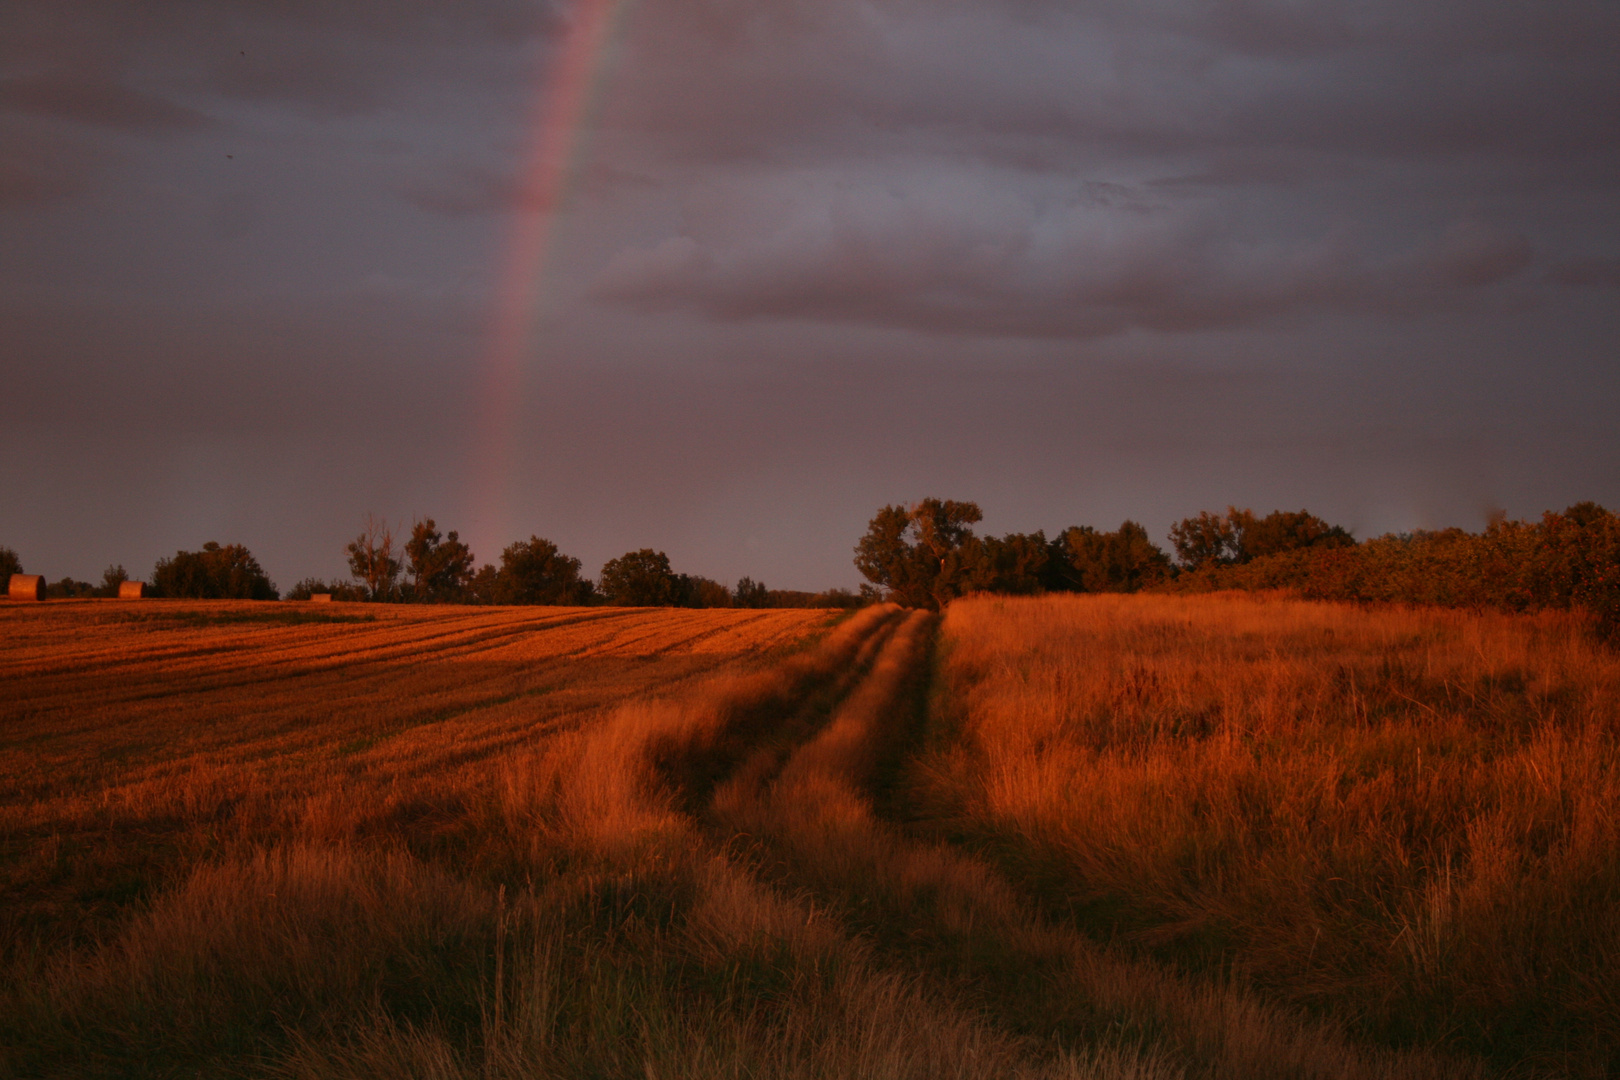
xmin=0 ymin=601 xmax=834 ymax=951
xmin=2 ymin=594 xmax=1607 ymax=1078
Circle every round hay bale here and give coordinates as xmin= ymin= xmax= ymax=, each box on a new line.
xmin=309 ymin=593 xmax=334 ymax=603
xmin=8 ymin=574 xmax=45 ymax=602
xmin=118 ymin=580 xmax=147 ymax=600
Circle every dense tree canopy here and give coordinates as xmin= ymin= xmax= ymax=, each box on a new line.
xmin=1053 ymin=521 xmax=1173 ymax=592
xmin=151 ymin=542 xmax=278 ymax=600
xmin=0 ymin=546 xmax=21 ymax=583
xmin=856 ymin=500 xmax=1177 ymax=608
xmin=734 ymin=577 xmax=769 ymax=608
xmin=404 ymin=518 xmax=476 ymax=602
xmin=483 ymin=536 xmax=590 ymax=605
xmin=1169 ymin=507 xmax=1352 ymax=568
xmin=854 ymin=499 xmax=986 ymax=609
xmin=600 ymin=549 xmax=678 ymax=607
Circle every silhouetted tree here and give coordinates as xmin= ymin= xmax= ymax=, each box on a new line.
xmin=486 ymin=536 xmax=589 ymax=605
xmin=854 ymin=498 xmax=985 ymax=609
xmin=1171 ymin=507 xmax=1353 ymax=569
xmin=601 ymin=549 xmax=679 ymax=606
xmin=977 ymin=531 xmax=1052 ymax=595
xmin=1054 ymin=521 xmax=1172 ymax=592
xmin=1238 ymin=509 xmax=1354 ymax=561
xmin=404 ymin=518 xmax=475 ymax=602
xmin=734 ymin=577 xmax=769 ymax=608
xmin=346 ymin=515 xmax=402 ymax=601
xmin=678 ymin=575 xmax=732 ymax=608
xmin=1 ymin=546 xmax=23 ymax=588
xmin=1169 ymin=509 xmax=1243 ymax=568
xmin=151 ymin=542 xmax=278 ymax=599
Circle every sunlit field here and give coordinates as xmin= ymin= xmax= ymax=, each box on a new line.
xmin=914 ymin=594 xmax=1620 ymax=1078
xmin=3 ymin=594 xmax=1611 ymax=1078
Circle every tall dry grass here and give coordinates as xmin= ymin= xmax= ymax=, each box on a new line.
xmin=912 ymin=592 xmax=1620 ymax=1076
xmin=713 ymin=610 xmax=1475 ymax=1080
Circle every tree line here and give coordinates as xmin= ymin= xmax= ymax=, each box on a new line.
xmin=851 ymin=498 xmax=1620 ymax=642
xmin=8 ymin=499 xmax=1618 ymax=639
xmin=851 ymin=498 xmax=1352 ymax=609
xmin=299 ymin=515 xmax=859 ymax=608
xmin=0 ymin=516 xmax=861 ymax=609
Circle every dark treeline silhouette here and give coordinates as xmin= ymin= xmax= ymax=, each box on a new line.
xmin=14 ymin=500 xmax=1613 ymax=635
xmin=854 ymin=498 xmax=1173 ymax=610
xmin=151 ymin=543 xmax=279 ymax=600
xmin=853 ymin=497 xmax=1620 ymax=643
xmin=284 ymin=516 xmax=858 ymax=609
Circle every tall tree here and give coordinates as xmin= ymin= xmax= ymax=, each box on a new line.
xmin=854 ymin=498 xmax=984 ymax=609
xmin=490 ymin=535 xmax=587 ymax=605
xmin=734 ymin=576 xmax=769 ymax=608
xmin=404 ymin=518 xmax=475 ymax=602
xmin=346 ymin=515 xmax=402 ymax=602
xmin=600 ymin=549 xmax=678 ymax=606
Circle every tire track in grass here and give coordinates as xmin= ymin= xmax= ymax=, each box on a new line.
xmin=704 ymin=613 xmax=1481 ymax=1080
xmin=505 ymin=604 xmax=1174 ymax=1080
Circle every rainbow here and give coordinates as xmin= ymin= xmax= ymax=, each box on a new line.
xmin=473 ymin=0 xmax=634 ymax=550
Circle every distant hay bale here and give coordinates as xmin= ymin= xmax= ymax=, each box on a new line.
xmin=310 ymin=593 xmax=333 ymax=603
xmin=118 ymin=581 xmax=147 ymax=600
xmin=8 ymin=574 xmax=44 ymax=602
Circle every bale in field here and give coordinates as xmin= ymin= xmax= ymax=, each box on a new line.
xmin=118 ymin=581 xmax=147 ymax=599
xmin=8 ymin=574 xmax=45 ymax=601
xmin=309 ymin=593 xmax=333 ymax=603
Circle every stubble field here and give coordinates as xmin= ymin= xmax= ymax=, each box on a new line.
xmin=2 ymin=594 xmax=1615 ymax=1078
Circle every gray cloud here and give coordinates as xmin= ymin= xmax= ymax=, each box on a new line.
xmin=2 ymin=0 xmax=1617 ymax=586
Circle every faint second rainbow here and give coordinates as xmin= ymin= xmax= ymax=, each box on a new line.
xmin=473 ymin=0 xmax=634 ymax=548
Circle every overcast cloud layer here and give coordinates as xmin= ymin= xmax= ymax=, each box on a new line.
xmin=3 ymin=0 xmax=1617 ymax=590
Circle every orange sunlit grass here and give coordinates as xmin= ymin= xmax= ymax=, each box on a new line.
xmin=912 ymin=592 xmax=1620 ymax=1075
xmin=1 ymin=600 xmax=832 ymax=952
xmin=4 ymin=592 xmax=1610 ymax=1077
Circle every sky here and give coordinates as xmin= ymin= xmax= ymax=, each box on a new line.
xmin=3 ymin=0 xmax=1618 ymax=592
